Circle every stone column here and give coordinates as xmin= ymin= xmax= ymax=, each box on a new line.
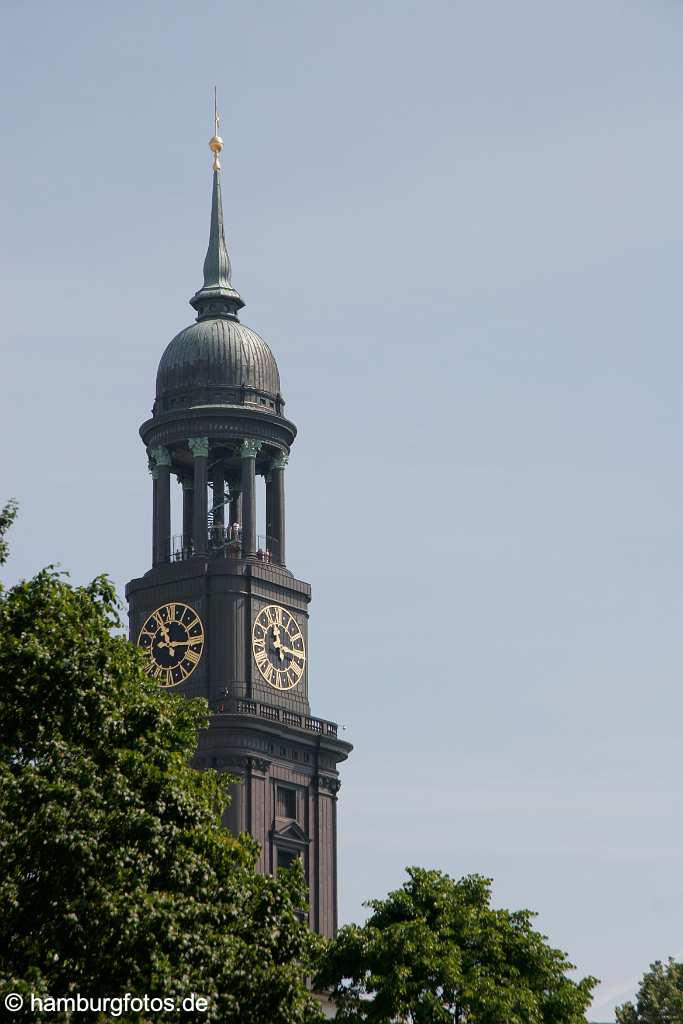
xmin=189 ymin=437 xmax=209 ymax=556
xmin=150 ymin=445 xmax=171 ymax=564
xmin=265 ymin=470 xmax=273 ymax=552
xmin=148 ymin=452 xmax=159 ymax=567
xmin=271 ymin=453 xmax=288 ymax=566
xmin=179 ymin=476 xmax=193 ymax=553
xmin=240 ymin=439 xmax=262 ymax=557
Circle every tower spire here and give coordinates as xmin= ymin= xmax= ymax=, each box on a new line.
xmin=190 ymin=89 xmax=244 ymax=320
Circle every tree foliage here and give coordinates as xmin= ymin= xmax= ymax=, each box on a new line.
xmin=616 ymin=959 xmax=683 ymax=1024
xmin=316 ymin=867 xmax=597 ymax=1024
xmin=0 ymin=498 xmax=17 ymax=567
xmin=0 ymin=504 xmax=323 ymax=1023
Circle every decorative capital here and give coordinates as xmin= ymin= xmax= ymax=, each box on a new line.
xmin=220 ymin=754 xmax=249 ymax=773
xmin=176 ymin=475 xmax=193 ymax=491
xmin=247 ymin=756 xmax=271 ymax=774
xmin=150 ymin=445 xmax=171 ymax=468
xmin=240 ymin=439 xmax=262 ymax=459
xmin=271 ymin=452 xmax=289 ymax=472
xmin=315 ymin=774 xmax=341 ymax=795
xmin=188 ymin=436 xmax=210 ymax=459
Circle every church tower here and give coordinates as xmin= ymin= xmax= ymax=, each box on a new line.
xmin=125 ymin=112 xmax=352 ymax=937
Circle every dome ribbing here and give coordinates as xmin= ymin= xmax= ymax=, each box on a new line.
xmin=155 ymin=318 xmax=280 ymax=413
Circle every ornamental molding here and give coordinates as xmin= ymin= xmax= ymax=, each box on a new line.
xmin=272 ymin=820 xmax=309 ymax=845
xmin=213 ymin=754 xmax=249 ymax=772
xmin=315 ymin=774 xmax=341 ymax=795
xmin=140 ymin=411 xmax=296 ymax=452
xmin=188 ymin=436 xmax=210 ymax=459
xmin=240 ymin=439 xmax=262 ymax=459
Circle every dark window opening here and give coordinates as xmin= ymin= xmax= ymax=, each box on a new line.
xmin=277 ymin=848 xmax=298 ymax=872
xmin=277 ymin=786 xmax=296 ymax=819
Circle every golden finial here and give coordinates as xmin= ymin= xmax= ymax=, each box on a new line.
xmin=209 ymin=86 xmax=223 ymax=171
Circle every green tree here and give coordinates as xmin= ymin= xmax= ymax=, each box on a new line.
xmin=316 ymin=867 xmax=597 ymax=1024
xmin=0 ymin=504 xmax=323 ymax=1024
xmin=616 ymin=959 xmax=683 ymax=1024
xmin=0 ymin=498 xmax=17 ymax=566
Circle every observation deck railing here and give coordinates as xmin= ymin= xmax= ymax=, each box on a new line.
xmin=211 ymin=697 xmax=338 ymax=738
xmin=164 ymin=530 xmax=278 ymax=563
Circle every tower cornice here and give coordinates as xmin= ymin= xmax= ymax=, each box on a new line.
xmin=140 ymin=406 xmax=297 ymax=453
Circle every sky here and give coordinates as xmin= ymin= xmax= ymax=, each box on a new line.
xmin=1 ymin=1 xmax=682 ymax=1017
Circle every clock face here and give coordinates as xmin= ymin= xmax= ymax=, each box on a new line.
xmin=137 ymin=602 xmax=205 ymax=687
xmin=252 ymin=604 xmax=306 ymax=691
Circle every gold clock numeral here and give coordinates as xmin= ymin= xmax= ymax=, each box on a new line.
xmin=185 ymin=648 xmax=200 ymax=665
xmin=253 ymin=637 xmax=265 ymax=652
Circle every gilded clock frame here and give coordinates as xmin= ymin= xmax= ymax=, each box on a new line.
xmin=137 ymin=601 xmax=205 ymax=688
xmin=252 ymin=603 xmax=306 ymax=691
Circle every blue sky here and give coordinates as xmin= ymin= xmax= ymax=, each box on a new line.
xmin=2 ymin=2 xmax=682 ymax=1017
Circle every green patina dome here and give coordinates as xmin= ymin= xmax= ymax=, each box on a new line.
xmin=155 ymin=317 xmax=281 ymax=413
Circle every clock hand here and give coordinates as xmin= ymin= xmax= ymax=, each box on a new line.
xmin=271 ymin=626 xmax=285 ymax=661
xmin=156 ymin=619 xmax=171 ymax=644
xmin=280 ymin=645 xmax=304 ymax=659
